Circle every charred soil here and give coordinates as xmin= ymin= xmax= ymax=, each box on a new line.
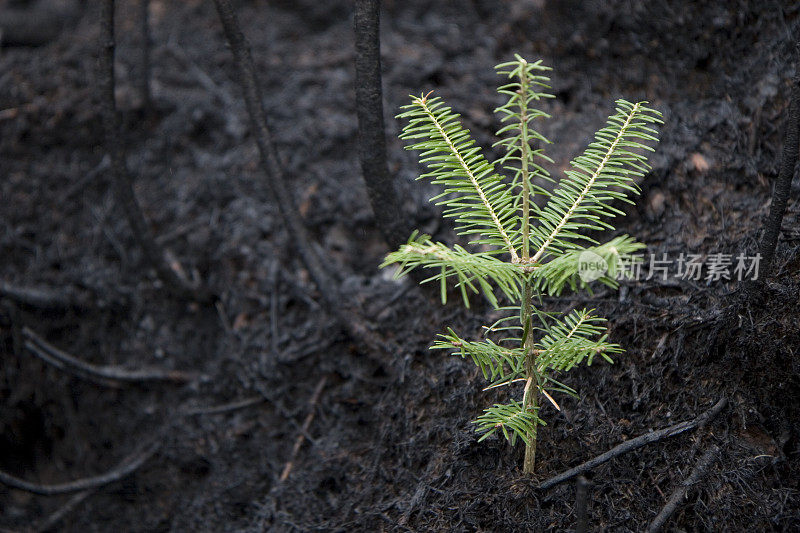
xmin=1 ymin=1 xmax=799 ymax=531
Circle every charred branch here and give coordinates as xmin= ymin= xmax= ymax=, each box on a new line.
xmin=99 ymin=0 xmax=212 ymax=303
xmin=647 ymin=445 xmax=721 ymax=533
xmin=757 ymin=42 xmax=800 ymax=280
xmin=211 ymin=0 xmax=397 ymax=367
xmin=354 ymin=0 xmax=411 ymax=249
xmin=23 ymin=326 xmax=201 ymax=386
xmin=538 ymin=398 xmax=727 ymax=490
xmin=0 ymin=440 xmax=159 ymax=496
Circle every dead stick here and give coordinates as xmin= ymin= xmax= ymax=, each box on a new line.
xmin=99 ymin=0 xmax=211 ymax=303
xmin=162 ymin=43 xmax=235 ymax=108
xmin=575 ymin=475 xmax=590 ymax=533
xmin=354 ymin=0 xmax=410 ymax=249
xmin=757 ymin=42 xmax=800 ymax=280
xmin=139 ymin=0 xmax=151 ymax=107
xmin=269 ymin=261 xmax=280 ymax=356
xmin=211 ymin=0 xmax=335 ymax=308
xmin=0 ymin=441 xmax=159 ymax=496
xmin=210 ymin=0 xmax=396 ymax=364
xmin=33 ymin=489 xmax=95 ymax=532
xmin=647 ymin=445 xmax=720 ymax=533
xmin=24 ymin=340 xmax=119 ymax=388
xmin=62 ymin=156 xmax=111 ymax=201
xmin=23 ymin=327 xmax=201 ymax=385
xmin=0 ymin=281 xmax=83 ymax=310
xmin=399 ymin=453 xmax=443 ymax=526
xmin=184 ymin=396 xmax=265 ymax=416
xmin=279 ymin=376 xmax=328 ymax=482
xmin=538 ymin=398 xmax=727 ymax=490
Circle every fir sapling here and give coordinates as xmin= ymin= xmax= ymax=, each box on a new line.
xmin=382 ymin=55 xmax=661 ymax=473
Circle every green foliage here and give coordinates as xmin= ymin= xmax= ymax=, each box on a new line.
xmin=534 ymin=308 xmax=622 ymax=372
xmin=396 ymin=95 xmax=520 ymax=254
xmin=530 ymin=100 xmax=660 ymax=261
xmin=381 ymin=54 xmax=661 ymax=471
xmin=493 ymin=57 xmax=555 ymax=239
xmin=474 ymin=400 xmax=543 ymax=446
xmin=432 ymin=329 xmax=525 ymax=386
xmin=384 ymin=231 xmax=524 ymax=308
xmin=532 ymin=234 xmax=646 ymax=295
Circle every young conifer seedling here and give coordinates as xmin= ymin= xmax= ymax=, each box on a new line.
xmin=382 ymin=55 xmax=661 ymax=473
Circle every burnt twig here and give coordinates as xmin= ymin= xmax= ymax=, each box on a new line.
xmin=575 ymin=475 xmax=590 ymax=533
xmin=354 ymin=0 xmax=410 ymax=249
xmin=279 ymin=376 xmax=328 ymax=482
xmin=211 ymin=0 xmax=334 ymax=303
xmin=0 ymin=279 xmax=126 ymax=311
xmin=62 ymin=155 xmax=111 ymax=202
xmin=99 ymin=0 xmax=212 ymax=303
xmin=1 ymin=281 xmax=82 ymax=310
xmin=139 ymin=0 xmax=151 ymax=107
xmin=183 ymin=396 xmax=265 ymax=416
xmin=0 ymin=440 xmax=159 ymax=496
xmin=32 ymin=490 xmax=95 ymax=532
xmin=210 ymin=0 xmax=396 ymax=365
xmin=269 ymin=260 xmax=280 ymax=356
xmin=23 ymin=327 xmax=201 ymax=386
xmin=538 ymin=398 xmax=727 ymax=490
xmin=647 ymin=445 xmax=721 ymax=533
xmin=162 ymin=42 xmax=236 ymax=109
xmin=399 ymin=453 xmax=444 ymax=526
xmin=757 ymin=42 xmax=800 ymax=280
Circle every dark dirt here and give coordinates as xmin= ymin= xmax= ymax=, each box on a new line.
xmin=1 ymin=0 xmax=799 ymax=531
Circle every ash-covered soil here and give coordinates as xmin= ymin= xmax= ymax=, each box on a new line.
xmin=1 ymin=0 xmax=799 ymax=531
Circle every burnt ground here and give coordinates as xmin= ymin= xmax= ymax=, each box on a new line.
xmin=1 ymin=0 xmax=799 ymax=531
